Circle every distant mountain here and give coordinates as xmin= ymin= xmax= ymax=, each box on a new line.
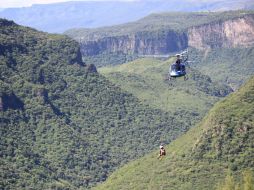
xmin=65 ymin=11 xmax=254 ymax=90
xmin=65 ymin=11 xmax=254 ymax=61
xmin=94 ymin=75 xmax=254 ymax=190
xmin=0 ymin=19 xmax=207 ymax=189
xmin=0 ymin=0 xmax=254 ymax=33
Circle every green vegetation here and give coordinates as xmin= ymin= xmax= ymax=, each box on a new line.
xmin=0 ymin=19 xmax=206 ymax=189
xmin=65 ymin=11 xmax=254 ymax=40
xmin=65 ymin=11 xmax=254 ymax=67
xmin=94 ymin=76 xmax=254 ymax=190
xmin=2 ymin=11 xmax=254 ymax=189
xmin=190 ymin=47 xmax=254 ymax=90
xmin=216 ymin=171 xmax=254 ymax=190
xmin=99 ymin=57 xmax=232 ymax=114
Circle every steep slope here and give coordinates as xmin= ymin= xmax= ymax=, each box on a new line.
xmin=190 ymin=47 xmax=254 ymax=90
xmin=99 ymin=58 xmax=232 ymax=114
xmin=1 ymin=0 xmax=254 ymax=33
xmin=65 ymin=11 xmax=254 ymax=67
xmin=0 ymin=19 xmax=204 ymax=189
xmin=67 ymin=11 xmax=254 ymax=41
xmin=94 ymin=76 xmax=254 ymax=190
xmin=66 ymin=11 xmax=254 ymax=56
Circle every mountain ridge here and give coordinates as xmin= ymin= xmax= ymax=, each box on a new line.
xmin=0 ymin=18 xmax=208 ymax=189
xmin=94 ymin=75 xmax=254 ymax=190
xmin=65 ymin=11 xmax=254 ymax=67
xmin=1 ymin=0 xmax=254 ymax=33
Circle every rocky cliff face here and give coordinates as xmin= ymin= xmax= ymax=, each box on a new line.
xmin=80 ymin=31 xmax=188 ymax=56
xmin=188 ymin=15 xmax=254 ymax=50
xmin=80 ymin=15 xmax=254 ymax=56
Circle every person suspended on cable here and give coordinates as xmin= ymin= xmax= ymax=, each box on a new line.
xmin=158 ymin=144 xmax=166 ymax=159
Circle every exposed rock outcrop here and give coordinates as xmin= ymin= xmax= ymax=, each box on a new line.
xmin=188 ymin=15 xmax=254 ymax=50
xmin=79 ymin=15 xmax=254 ymax=56
xmin=80 ymin=30 xmax=188 ymax=56
xmin=70 ymin=47 xmax=85 ymax=66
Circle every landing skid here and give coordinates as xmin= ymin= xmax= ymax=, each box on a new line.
xmin=164 ymin=74 xmax=188 ymax=82
xmin=164 ymin=75 xmax=188 ymax=86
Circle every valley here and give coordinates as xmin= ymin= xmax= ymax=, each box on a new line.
xmin=99 ymin=57 xmax=231 ymax=113
xmin=94 ymin=76 xmax=254 ymax=190
xmin=0 ymin=18 xmax=208 ymax=189
xmin=1 ymin=7 xmax=254 ymax=190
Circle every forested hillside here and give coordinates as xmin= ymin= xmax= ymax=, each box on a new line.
xmin=190 ymin=47 xmax=254 ymax=89
xmin=0 ymin=19 xmax=204 ymax=189
xmin=94 ymin=76 xmax=254 ymax=190
xmin=1 ymin=8 xmax=254 ymax=190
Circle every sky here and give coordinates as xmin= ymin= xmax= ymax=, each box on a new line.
xmin=0 ymin=0 xmax=137 ymax=8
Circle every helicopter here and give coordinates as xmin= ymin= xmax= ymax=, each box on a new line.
xmin=166 ymin=49 xmax=190 ymax=81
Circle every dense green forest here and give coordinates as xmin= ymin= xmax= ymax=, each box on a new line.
xmin=189 ymin=47 xmax=254 ymax=89
xmin=0 ymin=19 xmax=208 ymax=189
xmin=94 ymin=76 xmax=254 ymax=190
xmin=216 ymin=171 xmax=254 ymax=190
xmin=1 ymin=9 xmax=254 ymax=190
